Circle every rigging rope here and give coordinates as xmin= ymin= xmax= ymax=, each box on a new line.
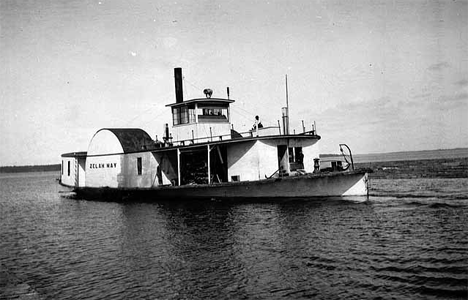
xmin=231 ymin=105 xmax=277 ymax=128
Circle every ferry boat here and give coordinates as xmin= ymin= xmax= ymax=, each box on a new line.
xmin=60 ymin=68 xmax=370 ymax=201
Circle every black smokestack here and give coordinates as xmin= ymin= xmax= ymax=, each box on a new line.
xmin=174 ymin=67 xmax=183 ymax=103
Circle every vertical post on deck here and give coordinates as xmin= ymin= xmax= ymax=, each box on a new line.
xmin=282 ymin=107 xmax=289 ymax=135
xmin=285 ymin=74 xmax=290 ymax=134
xmin=285 ymin=75 xmax=289 ymax=112
xmin=207 ymin=145 xmax=211 ymax=184
xmin=177 ymin=148 xmax=181 ymax=186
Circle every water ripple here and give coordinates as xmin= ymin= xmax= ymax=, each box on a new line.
xmin=1 ymin=172 xmax=467 ymax=299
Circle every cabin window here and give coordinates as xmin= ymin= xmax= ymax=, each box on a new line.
xmin=189 ymin=107 xmax=196 ymax=123
xmin=288 ymin=147 xmax=303 ymax=163
xmin=172 ymin=108 xmax=180 ymax=125
xmin=137 ymin=157 xmax=142 ymax=175
xmin=67 ymin=161 xmax=70 ymax=176
xmin=198 ymin=106 xmax=228 ymax=122
xmin=180 ymin=106 xmax=189 ymax=124
xmin=288 ymin=147 xmax=304 ymax=171
xmin=231 ymin=175 xmax=240 ymax=182
xmin=201 ymin=108 xmax=227 ymax=117
xmin=172 ymin=105 xmax=196 ymax=125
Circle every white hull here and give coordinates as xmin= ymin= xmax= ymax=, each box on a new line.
xmin=72 ymin=170 xmax=369 ymax=202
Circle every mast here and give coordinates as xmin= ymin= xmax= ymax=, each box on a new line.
xmin=282 ymin=74 xmax=290 ymax=135
xmin=285 ymin=74 xmax=289 ymax=114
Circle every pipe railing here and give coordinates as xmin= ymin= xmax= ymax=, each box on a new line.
xmin=168 ymin=126 xmax=282 ymax=147
xmin=339 ymin=143 xmax=354 ymax=171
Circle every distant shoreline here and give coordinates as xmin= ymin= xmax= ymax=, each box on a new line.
xmin=353 ymin=147 xmax=468 ymax=163
xmin=0 ymin=164 xmax=60 ymax=173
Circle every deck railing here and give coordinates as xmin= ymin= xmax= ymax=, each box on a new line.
xmin=152 ymin=122 xmax=317 ymax=149
xmin=171 ymin=126 xmax=281 ymax=147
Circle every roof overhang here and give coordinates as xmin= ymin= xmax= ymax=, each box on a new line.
xmin=166 ymin=98 xmax=235 ymax=108
xmin=61 ymin=151 xmax=87 ymax=158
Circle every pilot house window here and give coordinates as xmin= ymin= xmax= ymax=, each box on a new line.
xmin=137 ymin=157 xmax=142 ymax=175
xmin=198 ymin=106 xmax=228 ymax=122
xmin=172 ymin=106 xmax=195 ymax=125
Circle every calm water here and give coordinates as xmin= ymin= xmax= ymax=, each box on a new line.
xmin=1 ymin=170 xmax=467 ymax=299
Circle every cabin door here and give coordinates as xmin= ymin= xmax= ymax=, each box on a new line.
xmin=277 ymin=145 xmax=289 ymax=175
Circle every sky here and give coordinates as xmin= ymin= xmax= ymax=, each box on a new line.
xmin=1 ymin=0 xmax=467 ymax=166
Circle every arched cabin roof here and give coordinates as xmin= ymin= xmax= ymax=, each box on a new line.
xmin=88 ymin=128 xmax=155 ymax=155
xmin=103 ymin=128 xmax=154 ymax=152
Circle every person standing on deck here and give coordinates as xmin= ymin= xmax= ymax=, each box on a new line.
xmin=252 ymin=115 xmax=263 ymax=130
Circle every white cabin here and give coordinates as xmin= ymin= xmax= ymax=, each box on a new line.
xmin=60 ymin=68 xmax=321 ymax=189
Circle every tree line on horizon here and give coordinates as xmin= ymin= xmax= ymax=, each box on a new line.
xmin=0 ymin=164 xmax=61 ymax=173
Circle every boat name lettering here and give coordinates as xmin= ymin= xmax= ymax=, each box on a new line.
xmin=89 ymin=163 xmax=117 ymax=169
